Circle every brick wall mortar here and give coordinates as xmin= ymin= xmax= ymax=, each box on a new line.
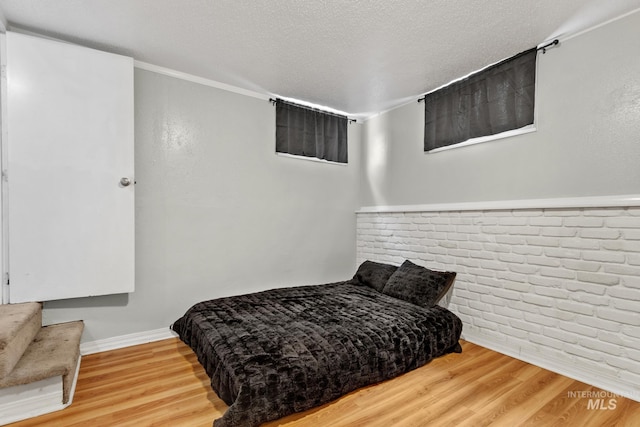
xmin=356 ymin=206 xmax=640 ymax=399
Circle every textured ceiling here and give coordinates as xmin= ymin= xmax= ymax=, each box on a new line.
xmin=1 ymin=0 xmax=639 ymax=118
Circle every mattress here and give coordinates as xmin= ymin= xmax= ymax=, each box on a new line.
xmin=171 ymin=281 xmax=462 ymax=426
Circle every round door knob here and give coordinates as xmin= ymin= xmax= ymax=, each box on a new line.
xmin=120 ymin=177 xmax=131 ymax=187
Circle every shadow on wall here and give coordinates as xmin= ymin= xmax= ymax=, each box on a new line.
xmin=42 ymin=294 xmax=130 ymax=342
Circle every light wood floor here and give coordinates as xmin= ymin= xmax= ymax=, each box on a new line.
xmin=8 ymin=338 xmax=640 ymax=427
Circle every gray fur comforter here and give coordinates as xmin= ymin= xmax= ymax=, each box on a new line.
xmin=171 ymin=281 xmax=462 ymax=426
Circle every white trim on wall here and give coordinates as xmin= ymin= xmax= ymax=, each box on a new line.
xmin=0 ymin=9 xmax=6 ymax=33
xmin=358 ymin=194 xmax=640 ymax=214
xmin=425 ymin=125 xmax=536 ymax=154
xmin=80 ymin=328 xmax=178 ymax=355
xmin=133 ymin=60 xmax=270 ymax=101
xmin=0 ymin=33 xmax=8 ymax=305
xmin=276 ymin=152 xmax=349 ymax=166
xmin=560 ymin=6 xmax=640 ymax=44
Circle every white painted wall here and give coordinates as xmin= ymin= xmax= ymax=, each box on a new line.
xmin=41 ymin=69 xmax=361 ymax=343
xmin=360 ymin=10 xmax=640 ymax=207
xmin=356 ymin=10 xmax=640 ymax=401
xmin=356 ymin=204 xmax=640 ymax=401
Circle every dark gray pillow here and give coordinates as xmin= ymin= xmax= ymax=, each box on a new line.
xmin=351 ymin=260 xmax=398 ymax=292
xmin=382 ymin=260 xmax=456 ymax=307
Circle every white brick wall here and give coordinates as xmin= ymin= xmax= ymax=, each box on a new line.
xmin=356 ymin=206 xmax=640 ymax=400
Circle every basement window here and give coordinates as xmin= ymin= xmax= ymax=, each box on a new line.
xmin=422 ymin=47 xmax=537 ymax=153
xmin=274 ymin=99 xmax=348 ymax=164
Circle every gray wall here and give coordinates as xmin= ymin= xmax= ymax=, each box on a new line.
xmin=360 ymin=11 xmax=640 ymax=207
xmin=43 ymin=69 xmax=361 ymax=343
xmin=37 ymin=9 xmax=640 ymax=344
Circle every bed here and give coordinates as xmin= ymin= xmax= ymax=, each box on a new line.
xmin=171 ymin=260 xmax=463 ymax=427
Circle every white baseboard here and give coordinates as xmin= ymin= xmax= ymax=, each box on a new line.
xmin=84 ymin=327 xmax=640 ymax=403
xmin=4 ymin=325 xmax=637 ymax=426
xmin=84 ymin=327 xmax=640 ymax=404
xmin=80 ymin=327 xmax=178 ymax=355
xmin=462 ymin=331 xmax=640 ymax=403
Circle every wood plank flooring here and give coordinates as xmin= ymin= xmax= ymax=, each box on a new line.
xmin=8 ymin=338 xmax=640 ymax=426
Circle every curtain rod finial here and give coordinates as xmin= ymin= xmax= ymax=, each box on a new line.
xmin=540 ymin=39 xmax=559 ymax=54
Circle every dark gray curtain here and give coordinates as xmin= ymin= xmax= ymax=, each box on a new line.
xmin=276 ymin=99 xmax=348 ymax=163
xmin=424 ymin=48 xmax=537 ymax=151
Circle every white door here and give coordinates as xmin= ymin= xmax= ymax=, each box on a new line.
xmin=5 ymin=32 xmax=134 ymax=303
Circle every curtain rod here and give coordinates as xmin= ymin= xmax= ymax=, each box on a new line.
xmin=269 ymin=98 xmax=357 ymax=123
xmin=537 ymin=39 xmax=559 ymax=54
xmin=417 ymin=39 xmax=559 ymax=103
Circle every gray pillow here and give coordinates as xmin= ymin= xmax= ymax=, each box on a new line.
xmin=351 ymin=260 xmax=398 ymax=292
xmin=382 ymin=260 xmax=456 ymax=307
